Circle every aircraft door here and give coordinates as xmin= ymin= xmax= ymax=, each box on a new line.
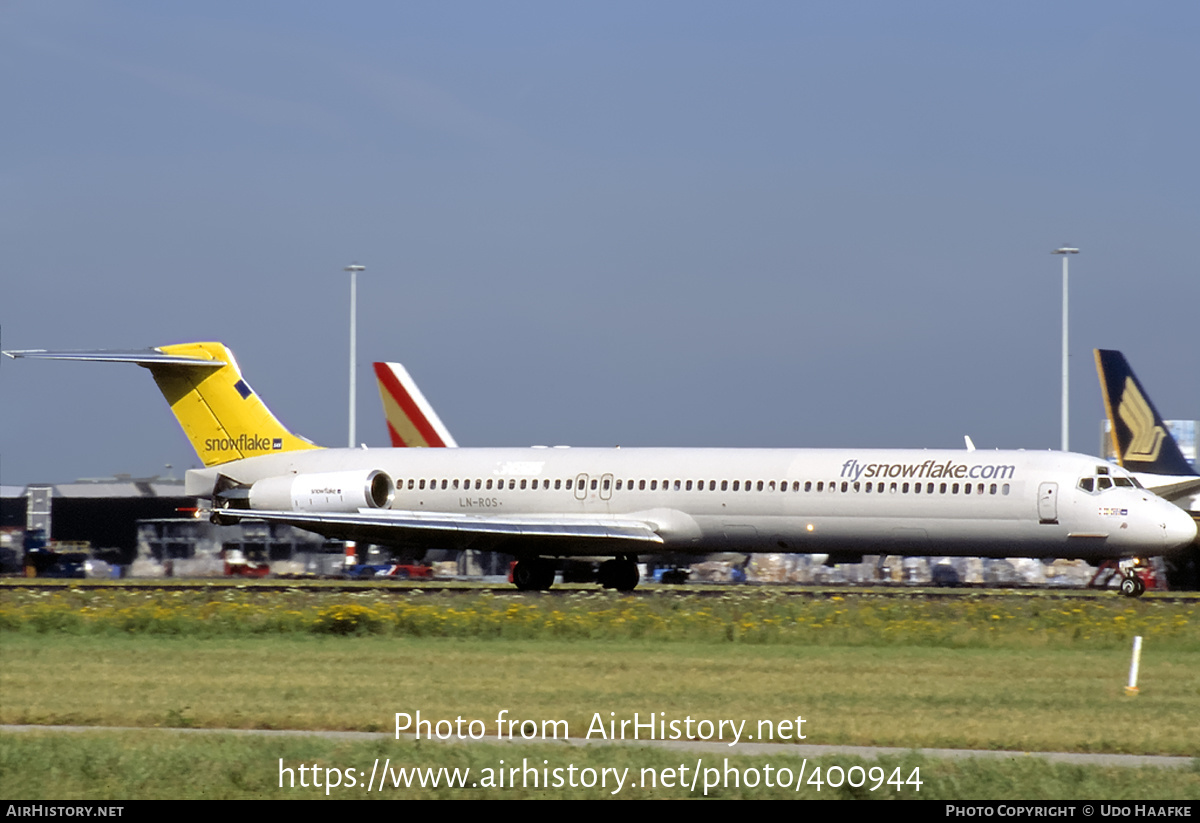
xmin=1037 ymin=482 xmax=1058 ymax=524
xmin=600 ymin=473 xmax=614 ymax=501
xmin=574 ymin=473 xmax=588 ymax=501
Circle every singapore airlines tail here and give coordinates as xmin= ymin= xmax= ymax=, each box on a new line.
xmin=1095 ymin=349 xmax=1196 ymax=478
xmin=3 ymin=342 xmax=320 ymax=467
xmin=373 ymin=362 xmax=457 ymax=448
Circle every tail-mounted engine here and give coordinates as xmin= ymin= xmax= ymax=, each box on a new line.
xmin=214 ymin=469 xmax=395 ymax=516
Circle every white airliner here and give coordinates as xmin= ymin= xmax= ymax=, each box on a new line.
xmin=5 ymin=342 xmax=1195 ymax=594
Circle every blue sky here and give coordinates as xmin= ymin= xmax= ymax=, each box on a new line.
xmin=2 ymin=2 xmax=1197 ymax=484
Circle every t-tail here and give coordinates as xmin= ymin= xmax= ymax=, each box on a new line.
xmin=374 ymin=361 xmax=457 ymax=447
xmin=3 ymin=342 xmax=320 ymax=467
xmin=1095 ymin=349 xmax=1195 ymax=477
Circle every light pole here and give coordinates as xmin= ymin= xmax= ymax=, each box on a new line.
xmin=1052 ymin=247 xmax=1078 ymax=452
xmin=345 ymin=263 xmax=365 ymax=448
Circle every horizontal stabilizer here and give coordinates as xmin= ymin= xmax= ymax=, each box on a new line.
xmin=4 ymin=348 xmax=225 ymax=367
xmin=5 ymin=342 xmax=319 ymax=467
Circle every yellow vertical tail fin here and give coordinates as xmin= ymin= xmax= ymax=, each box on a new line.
xmin=3 ymin=342 xmax=321 ymax=467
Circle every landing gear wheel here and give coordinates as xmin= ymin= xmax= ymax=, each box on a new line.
xmin=513 ymin=559 xmax=555 ymax=591
xmin=598 ymin=558 xmax=640 ymax=592
xmin=1119 ymin=574 xmax=1145 ymax=598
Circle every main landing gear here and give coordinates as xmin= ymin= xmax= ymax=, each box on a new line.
xmin=511 ymin=558 xmax=556 ymax=591
xmin=597 ymin=556 xmax=640 ymax=592
xmin=511 ymin=555 xmax=641 ymax=592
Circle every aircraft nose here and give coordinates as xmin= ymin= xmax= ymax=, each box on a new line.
xmin=1163 ymin=505 xmax=1198 ymax=549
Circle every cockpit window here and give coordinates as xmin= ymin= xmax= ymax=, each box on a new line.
xmin=1078 ymin=478 xmax=1094 ymax=493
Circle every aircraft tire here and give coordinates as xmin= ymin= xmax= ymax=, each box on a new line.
xmin=1119 ymin=576 xmax=1140 ymax=598
xmin=614 ymin=561 xmax=639 ymax=592
xmin=512 ymin=560 xmax=541 ymax=591
xmin=534 ymin=559 xmax=556 ymax=591
xmin=513 ymin=558 xmax=555 ymax=591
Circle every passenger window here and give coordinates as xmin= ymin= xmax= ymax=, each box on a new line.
xmin=686 ymin=480 xmax=693 ymax=491
xmin=651 ymin=480 xmax=658 ymax=491
xmin=902 ymin=483 xmax=909 ymax=493
xmin=804 ymin=481 xmax=812 ymax=492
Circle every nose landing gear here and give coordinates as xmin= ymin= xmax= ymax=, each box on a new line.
xmin=1118 ymin=572 xmax=1146 ymax=598
xmin=1115 ymin=558 xmax=1149 ymax=597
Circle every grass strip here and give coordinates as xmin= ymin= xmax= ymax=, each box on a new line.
xmin=2 ymin=729 xmax=1199 ymax=800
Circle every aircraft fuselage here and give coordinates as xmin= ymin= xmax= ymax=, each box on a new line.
xmin=188 ymin=446 xmax=1197 ymax=560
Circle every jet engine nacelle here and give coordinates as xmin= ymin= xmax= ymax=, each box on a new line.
xmin=248 ymin=470 xmax=395 ymax=512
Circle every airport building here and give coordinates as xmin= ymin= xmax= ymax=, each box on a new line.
xmin=1 ymin=476 xmax=344 ymax=577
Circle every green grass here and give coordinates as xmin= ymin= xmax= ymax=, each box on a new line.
xmin=2 ymin=729 xmax=1198 ymax=800
xmin=3 ymin=587 xmax=1197 ymax=800
xmin=3 ymin=635 xmax=1198 ymax=755
xmin=2 ymin=586 xmax=1196 ymax=650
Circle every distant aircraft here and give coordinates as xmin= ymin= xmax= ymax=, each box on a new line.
xmin=5 ymin=342 xmax=1195 ymax=594
xmin=373 ymin=361 xmax=457 ymax=448
xmin=1095 ymin=349 xmax=1200 ymax=588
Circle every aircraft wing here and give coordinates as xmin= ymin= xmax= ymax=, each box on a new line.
xmin=1132 ymin=474 xmax=1200 ymax=502
xmin=215 ymin=507 xmax=664 ymax=553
